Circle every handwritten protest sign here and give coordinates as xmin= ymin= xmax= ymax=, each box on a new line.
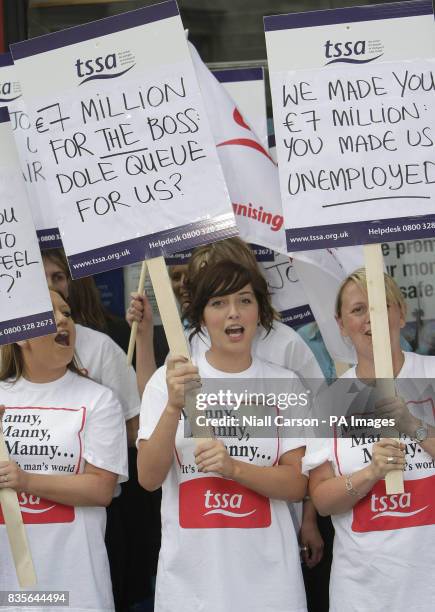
xmin=0 ymin=53 xmax=61 ymax=248
xmin=265 ymin=0 xmax=435 ymax=493
xmin=265 ymin=1 xmax=435 ymax=252
xmin=260 ymin=252 xmax=314 ymax=328
xmin=11 ymin=1 xmax=236 ymax=279
xmin=0 ymin=108 xmax=55 ymax=345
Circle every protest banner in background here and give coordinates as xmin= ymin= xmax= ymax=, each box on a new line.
xmin=382 ymin=238 xmax=435 ymax=322
xmin=190 ymin=43 xmax=286 ymax=255
xmin=11 ymin=1 xmax=237 ymax=279
xmin=0 ymin=53 xmax=61 ymax=248
xmin=265 ymin=0 xmax=435 ymax=252
xmin=259 ymin=252 xmax=314 ymax=328
xmin=213 ymin=67 xmax=268 ymax=148
xmin=0 ymin=108 xmax=55 ymax=344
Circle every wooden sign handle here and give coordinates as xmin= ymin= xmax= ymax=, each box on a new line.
xmin=126 ymin=261 xmax=148 ymax=366
xmin=147 ymin=256 xmax=213 ymax=439
xmin=0 ymin=427 xmax=37 ymax=587
xmin=364 ymin=243 xmax=404 ymax=494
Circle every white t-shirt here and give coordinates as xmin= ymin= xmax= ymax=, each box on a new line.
xmin=75 ymin=324 xmax=140 ymax=420
xmin=188 ymin=320 xmax=325 ymax=395
xmin=303 ymin=352 xmax=435 ymax=612
xmin=138 ymin=353 xmax=307 ymax=612
xmin=0 ymin=370 xmax=128 ymax=612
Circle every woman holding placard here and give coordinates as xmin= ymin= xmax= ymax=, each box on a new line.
xmin=0 ymin=290 xmax=127 ymax=611
xmin=137 ymin=260 xmax=308 ymax=612
xmin=304 ymin=269 xmax=435 ymax=612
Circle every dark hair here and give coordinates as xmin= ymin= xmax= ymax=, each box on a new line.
xmin=184 ymin=260 xmax=275 ymax=340
xmin=0 ymin=289 xmax=86 ymax=382
xmin=42 ymin=248 xmax=110 ymax=332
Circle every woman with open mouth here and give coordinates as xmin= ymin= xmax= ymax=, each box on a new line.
xmin=0 ymin=290 xmax=128 ymax=612
xmin=137 ymin=260 xmax=309 ymax=612
xmin=304 ymin=269 xmax=435 ymax=612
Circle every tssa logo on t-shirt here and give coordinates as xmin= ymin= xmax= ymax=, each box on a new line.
xmin=0 ymin=493 xmax=74 ymax=525
xmin=323 ymin=39 xmax=384 ymax=65
xmin=352 ymin=476 xmax=434 ymax=532
xmin=75 ymin=50 xmax=136 ymax=85
xmin=179 ymin=476 xmax=271 ymax=528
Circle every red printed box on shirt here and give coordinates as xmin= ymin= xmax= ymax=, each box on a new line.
xmin=179 ymin=476 xmax=271 ymax=528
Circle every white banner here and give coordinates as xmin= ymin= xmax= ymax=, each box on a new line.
xmin=213 ymin=67 xmax=268 ymax=148
xmin=265 ymin=0 xmax=435 ymax=252
xmin=11 ymin=1 xmax=237 ymax=279
xmin=190 ymin=43 xmax=287 ymax=254
xmin=0 ymin=109 xmax=55 ymax=344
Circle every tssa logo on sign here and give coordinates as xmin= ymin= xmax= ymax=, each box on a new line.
xmin=75 ymin=50 xmax=136 ymax=85
xmin=324 ymin=39 xmax=384 ymax=65
xmin=0 ymin=81 xmax=22 ymax=103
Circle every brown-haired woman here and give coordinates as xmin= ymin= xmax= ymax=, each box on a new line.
xmin=304 ymin=269 xmax=435 ymax=612
xmin=137 ymin=261 xmax=308 ymax=612
xmin=0 ymin=290 xmax=127 ymax=611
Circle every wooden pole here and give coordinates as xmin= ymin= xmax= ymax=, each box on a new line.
xmin=363 ymin=243 xmax=404 ymax=494
xmin=0 ymin=428 xmax=37 ymax=587
xmin=126 ymin=261 xmax=148 ymax=366
xmin=147 ymin=256 xmax=213 ymax=439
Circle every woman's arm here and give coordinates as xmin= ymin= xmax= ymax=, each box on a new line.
xmin=137 ymin=355 xmax=200 ymax=491
xmin=194 ymin=440 xmax=307 ymax=502
xmin=309 ymin=438 xmax=406 ymax=516
xmin=0 ymin=460 xmax=117 ymax=507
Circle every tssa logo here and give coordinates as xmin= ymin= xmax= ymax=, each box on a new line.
xmin=178 ymin=476 xmax=271 ymax=528
xmin=0 ymin=81 xmax=21 ymax=103
xmin=370 ymin=492 xmax=428 ymax=518
xmin=203 ymin=490 xmax=255 ymax=518
xmin=0 ymin=493 xmax=75 ymax=524
xmin=324 ymin=39 xmax=383 ymax=65
xmin=75 ymin=51 xmax=135 ymax=85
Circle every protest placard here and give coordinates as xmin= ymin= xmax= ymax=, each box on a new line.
xmin=0 ymin=108 xmax=55 ymax=345
xmin=11 ymin=1 xmax=237 ymax=279
xmin=260 ymin=252 xmax=314 ymax=328
xmin=265 ymin=0 xmax=435 ymax=252
xmin=382 ymin=238 xmax=435 ymax=322
xmin=265 ymin=0 xmax=435 ymax=493
xmin=0 ymin=53 xmax=61 ymax=248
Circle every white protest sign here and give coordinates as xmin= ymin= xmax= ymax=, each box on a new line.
xmin=213 ymin=67 xmax=269 ymax=148
xmin=0 ymin=53 xmax=61 ymax=249
xmin=382 ymin=238 xmax=435 ymax=322
xmin=190 ymin=43 xmax=286 ymax=255
xmin=0 ymin=108 xmax=56 ymax=344
xmin=11 ymin=1 xmax=237 ymax=279
xmin=265 ymin=0 xmax=435 ymax=252
xmin=124 ymin=262 xmax=162 ymax=326
xmin=260 ymin=252 xmax=314 ymax=328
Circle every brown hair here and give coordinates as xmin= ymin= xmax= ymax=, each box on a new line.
xmin=0 ymin=289 xmax=86 ymax=382
xmin=184 ymin=260 xmax=275 ymax=340
xmin=188 ymin=237 xmax=259 ymax=281
xmin=335 ymin=268 xmax=407 ymax=318
xmin=42 ymin=248 xmax=110 ymax=332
